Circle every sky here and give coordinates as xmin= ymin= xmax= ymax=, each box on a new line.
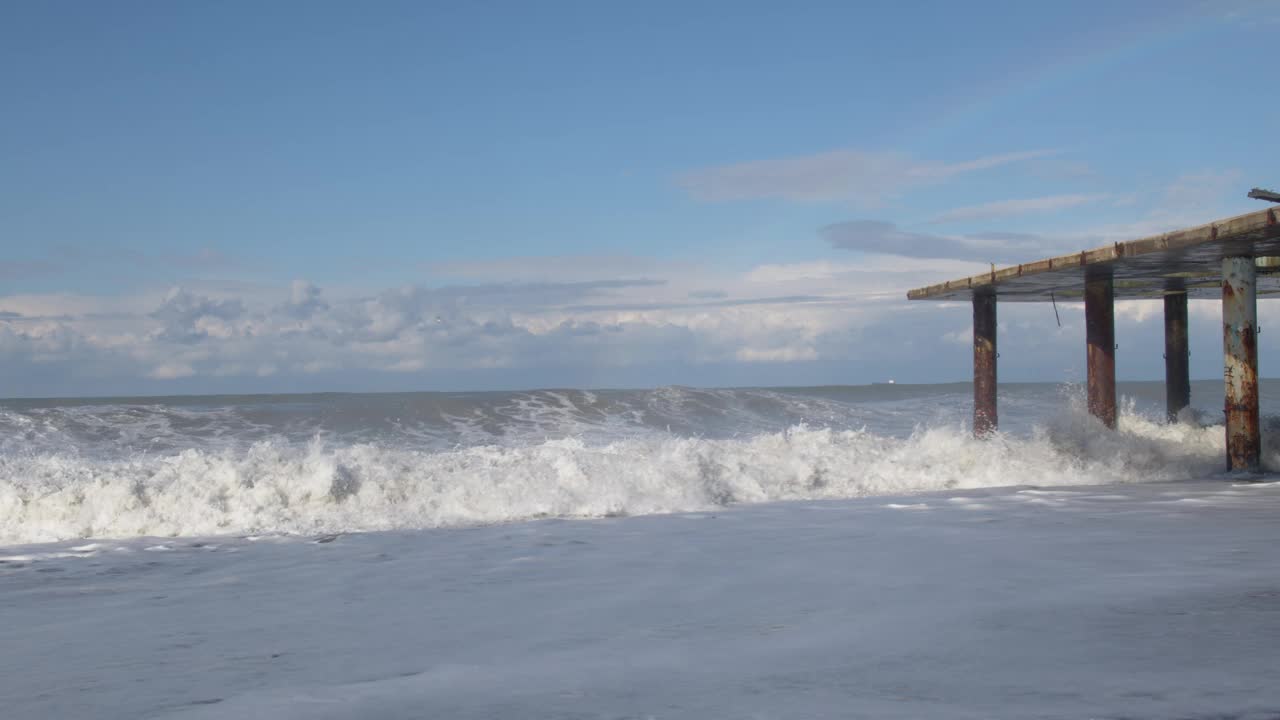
xmin=2 ymin=0 xmax=1280 ymax=397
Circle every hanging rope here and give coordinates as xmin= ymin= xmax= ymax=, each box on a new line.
xmin=1051 ymin=291 xmax=1061 ymax=327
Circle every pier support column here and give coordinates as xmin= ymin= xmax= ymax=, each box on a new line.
xmin=1164 ymin=292 xmax=1190 ymax=422
xmin=1222 ymin=256 xmax=1260 ymax=472
xmin=973 ymin=292 xmax=997 ymax=437
xmin=1085 ymin=276 xmax=1116 ymax=429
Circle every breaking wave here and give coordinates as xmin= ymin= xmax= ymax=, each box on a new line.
xmin=0 ymin=401 xmax=1253 ymax=545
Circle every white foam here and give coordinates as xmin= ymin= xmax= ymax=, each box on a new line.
xmin=0 ymin=401 xmax=1246 ymax=546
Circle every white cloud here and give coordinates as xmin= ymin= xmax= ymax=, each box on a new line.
xmin=0 ymin=292 xmax=157 ymax=319
xmin=1114 ymin=300 xmax=1164 ymax=324
xmin=736 ymin=346 xmax=818 ymax=363
xmin=743 ymin=258 xmax=991 ymax=284
xmin=5 ymin=269 xmax=1280 ymax=395
xmin=0 ymin=272 xmax=882 ymax=389
xmin=149 ymin=363 xmax=195 ymax=380
xmin=149 ymin=288 xmax=245 ymax=344
xmin=821 ymin=220 xmax=1066 ymax=263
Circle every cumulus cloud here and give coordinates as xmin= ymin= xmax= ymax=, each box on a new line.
xmin=0 ymin=319 xmax=83 ymax=358
xmin=5 ymin=271 xmax=1280 ymax=396
xmin=279 ymin=280 xmax=329 ymax=320
xmin=677 ymin=148 xmax=1057 ymax=206
xmin=0 ymin=264 xmax=913 ymax=393
xmin=149 ymin=288 xmax=246 ymax=344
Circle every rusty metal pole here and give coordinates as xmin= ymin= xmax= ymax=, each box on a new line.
xmin=1085 ymin=276 xmax=1117 ymax=429
xmin=1222 ymin=256 xmax=1260 ymax=472
xmin=1163 ymin=292 xmax=1190 ymax=422
xmin=973 ymin=292 xmax=997 ymax=437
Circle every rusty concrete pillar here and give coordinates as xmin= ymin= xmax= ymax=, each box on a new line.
xmin=1222 ymin=256 xmax=1260 ymax=472
xmin=1164 ymin=292 xmax=1190 ymax=422
xmin=973 ymin=292 xmax=997 ymax=437
xmin=1085 ymin=276 xmax=1116 ymax=429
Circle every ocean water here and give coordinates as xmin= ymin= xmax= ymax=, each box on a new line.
xmin=5 ymin=381 xmax=1280 ymax=719
xmin=1 ymin=379 xmax=1275 ymax=546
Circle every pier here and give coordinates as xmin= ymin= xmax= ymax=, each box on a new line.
xmin=908 ymin=203 xmax=1280 ymax=472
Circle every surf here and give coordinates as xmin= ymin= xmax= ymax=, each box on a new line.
xmin=0 ymin=398 xmax=1241 ymax=545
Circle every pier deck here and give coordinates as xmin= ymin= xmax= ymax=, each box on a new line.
xmin=908 ymin=206 xmax=1280 ymax=301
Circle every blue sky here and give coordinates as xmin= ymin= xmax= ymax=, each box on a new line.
xmin=2 ymin=0 xmax=1279 ymax=396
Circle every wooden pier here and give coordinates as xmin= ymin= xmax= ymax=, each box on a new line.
xmin=908 ymin=204 xmax=1280 ymax=472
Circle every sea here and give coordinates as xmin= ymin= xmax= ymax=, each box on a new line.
xmin=5 ymin=380 xmax=1280 ymax=719
xmin=1 ymin=379 xmax=1272 ymax=546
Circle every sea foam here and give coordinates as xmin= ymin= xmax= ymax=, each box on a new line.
xmin=0 ymin=403 xmax=1245 ymax=545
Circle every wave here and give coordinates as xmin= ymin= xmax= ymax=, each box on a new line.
xmin=0 ymin=401 xmax=1249 ymax=546
xmin=0 ymin=386 xmax=912 ymax=457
